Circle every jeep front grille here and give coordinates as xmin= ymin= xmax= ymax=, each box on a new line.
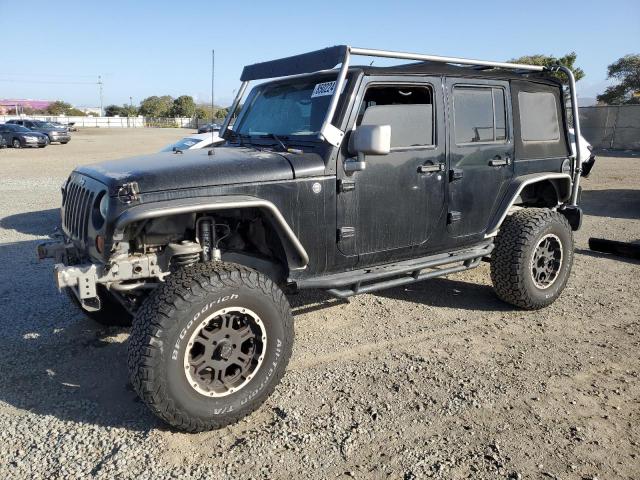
xmin=62 ymin=179 xmax=94 ymax=243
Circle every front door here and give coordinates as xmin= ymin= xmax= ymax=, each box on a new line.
xmin=445 ymin=78 xmax=514 ymax=239
xmin=337 ymin=77 xmax=446 ymax=259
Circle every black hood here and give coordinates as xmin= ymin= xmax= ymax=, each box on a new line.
xmin=74 ymin=146 xmax=325 ymax=194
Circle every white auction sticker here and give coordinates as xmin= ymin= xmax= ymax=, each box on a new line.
xmin=311 ymin=80 xmax=347 ymax=98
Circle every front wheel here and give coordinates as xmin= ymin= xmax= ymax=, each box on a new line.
xmin=12 ymin=138 xmax=22 ymax=148
xmin=490 ymin=208 xmax=574 ymax=309
xmin=128 ymin=262 xmax=294 ymax=432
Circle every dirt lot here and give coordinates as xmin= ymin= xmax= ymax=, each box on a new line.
xmin=0 ymin=129 xmax=638 ymax=479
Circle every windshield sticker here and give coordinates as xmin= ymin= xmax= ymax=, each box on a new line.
xmin=311 ymin=80 xmax=347 ymax=98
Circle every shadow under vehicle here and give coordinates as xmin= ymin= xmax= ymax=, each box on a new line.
xmin=38 ymin=45 xmax=586 ymax=432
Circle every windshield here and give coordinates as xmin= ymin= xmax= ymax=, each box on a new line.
xmin=161 ymin=137 xmax=201 ymax=152
xmin=235 ymin=78 xmax=338 ymax=136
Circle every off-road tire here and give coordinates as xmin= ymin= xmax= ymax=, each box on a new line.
xmin=66 ymin=285 xmax=133 ymax=327
xmin=128 ymin=262 xmax=294 ymax=432
xmin=490 ymin=208 xmax=573 ymax=309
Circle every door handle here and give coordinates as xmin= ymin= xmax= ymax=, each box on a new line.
xmin=418 ymin=163 xmax=445 ymax=173
xmin=489 ymin=156 xmax=511 ymax=167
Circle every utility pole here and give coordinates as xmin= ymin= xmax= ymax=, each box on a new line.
xmin=98 ymin=75 xmax=104 ymax=116
xmin=211 ymin=49 xmax=215 ymax=124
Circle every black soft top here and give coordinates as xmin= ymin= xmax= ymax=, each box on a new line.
xmin=240 ymin=45 xmax=562 ymax=87
xmin=354 ymin=62 xmax=562 ymax=86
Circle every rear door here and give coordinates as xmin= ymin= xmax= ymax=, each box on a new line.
xmin=445 ymin=78 xmax=513 ymax=239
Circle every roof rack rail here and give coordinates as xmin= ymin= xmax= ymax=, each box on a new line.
xmin=222 ymin=46 xmax=582 ymax=205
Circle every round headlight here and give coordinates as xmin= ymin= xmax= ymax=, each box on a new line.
xmin=92 ymin=192 xmax=108 ymax=229
xmin=99 ymin=194 xmax=109 ymax=219
xmin=561 ymin=158 xmax=572 ymax=174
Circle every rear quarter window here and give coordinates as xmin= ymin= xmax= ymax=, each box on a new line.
xmin=518 ymin=91 xmax=560 ymax=142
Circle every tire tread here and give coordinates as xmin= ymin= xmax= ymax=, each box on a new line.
xmin=127 ymin=262 xmax=293 ymax=432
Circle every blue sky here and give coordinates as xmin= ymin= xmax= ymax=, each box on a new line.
xmin=1 ymin=0 xmax=638 ymax=108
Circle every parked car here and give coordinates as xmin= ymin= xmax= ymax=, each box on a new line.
xmin=197 ymin=122 xmax=221 ymax=134
xmin=569 ymin=128 xmax=596 ymax=177
xmin=51 ymin=121 xmax=77 ymax=132
xmin=6 ymin=119 xmax=71 ymax=144
xmin=39 ymin=45 xmax=586 ymax=432
xmin=160 ymin=132 xmax=224 ymax=152
xmin=0 ymin=123 xmax=49 ymax=148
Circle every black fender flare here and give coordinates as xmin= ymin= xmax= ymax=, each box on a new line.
xmin=113 ymin=195 xmax=309 ymax=270
xmin=485 ymin=173 xmax=573 ymax=237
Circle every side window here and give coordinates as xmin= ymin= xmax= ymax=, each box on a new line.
xmin=357 ymin=85 xmax=434 ymax=148
xmin=518 ymin=91 xmax=560 ymax=142
xmin=453 ymin=86 xmax=507 ymax=144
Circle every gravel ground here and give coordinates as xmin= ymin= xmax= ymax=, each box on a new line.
xmin=0 ymin=129 xmax=638 ymax=479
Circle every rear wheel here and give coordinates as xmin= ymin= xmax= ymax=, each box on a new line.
xmin=490 ymin=208 xmax=574 ymax=309
xmin=128 ymin=262 xmax=294 ymax=432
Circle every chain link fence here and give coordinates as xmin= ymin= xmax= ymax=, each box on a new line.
xmin=579 ymin=105 xmax=640 ymax=151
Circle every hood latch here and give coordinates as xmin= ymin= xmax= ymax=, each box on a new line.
xmin=117 ymin=182 xmax=140 ymax=204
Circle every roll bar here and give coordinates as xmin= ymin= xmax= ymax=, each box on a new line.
xmin=222 ymin=46 xmax=582 ymax=205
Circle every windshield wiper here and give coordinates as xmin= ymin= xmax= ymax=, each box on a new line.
xmin=263 ymin=133 xmax=288 ymax=152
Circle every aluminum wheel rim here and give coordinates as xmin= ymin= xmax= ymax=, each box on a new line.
xmin=183 ymin=307 xmax=266 ymax=397
xmin=530 ymin=233 xmax=563 ymax=289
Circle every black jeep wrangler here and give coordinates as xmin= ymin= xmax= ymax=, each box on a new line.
xmin=39 ymin=46 xmax=585 ymax=431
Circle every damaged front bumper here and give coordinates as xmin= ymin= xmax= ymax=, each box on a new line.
xmin=37 ymin=240 xmax=167 ymax=312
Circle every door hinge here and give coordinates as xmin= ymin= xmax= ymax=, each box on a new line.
xmin=337 ymin=179 xmax=356 ymax=193
xmin=449 ymin=169 xmax=464 ymax=182
xmin=447 ymin=211 xmax=462 ymax=224
xmin=337 ymin=227 xmax=356 ymax=240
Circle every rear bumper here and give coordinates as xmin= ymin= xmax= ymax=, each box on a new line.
xmin=581 ymin=154 xmax=596 ymax=177
xmin=49 ymin=134 xmax=71 ymax=143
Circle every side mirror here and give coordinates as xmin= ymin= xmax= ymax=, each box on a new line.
xmin=350 ymin=124 xmax=391 ymax=156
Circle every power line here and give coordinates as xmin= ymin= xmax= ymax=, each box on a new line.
xmin=0 ymin=79 xmax=97 ymax=85
xmin=0 ymin=73 xmax=97 ymax=78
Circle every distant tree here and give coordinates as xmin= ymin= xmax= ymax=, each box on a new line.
xmin=195 ymin=106 xmax=211 ymax=119
xmin=510 ymin=52 xmax=585 ymax=83
xmin=66 ymin=108 xmax=86 ymax=116
xmin=214 ymin=107 xmax=228 ymax=120
xmin=171 ymin=95 xmax=196 ymax=117
xmin=46 ymin=101 xmax=74 ymax=115
xmin=23 ymin=106 xmax=40 ymax=115
xmin=138 ymin=95 xmax=173 ymax=117
xmin=120 ymin=104 xmax=139 ymax=116
xmin=105 ymin=104 xmax=123 ymax=116
xmin=597 ymin=54 xmax=640 ymax=105
xmin=194 ymin=104 xmax=228 ymax=121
